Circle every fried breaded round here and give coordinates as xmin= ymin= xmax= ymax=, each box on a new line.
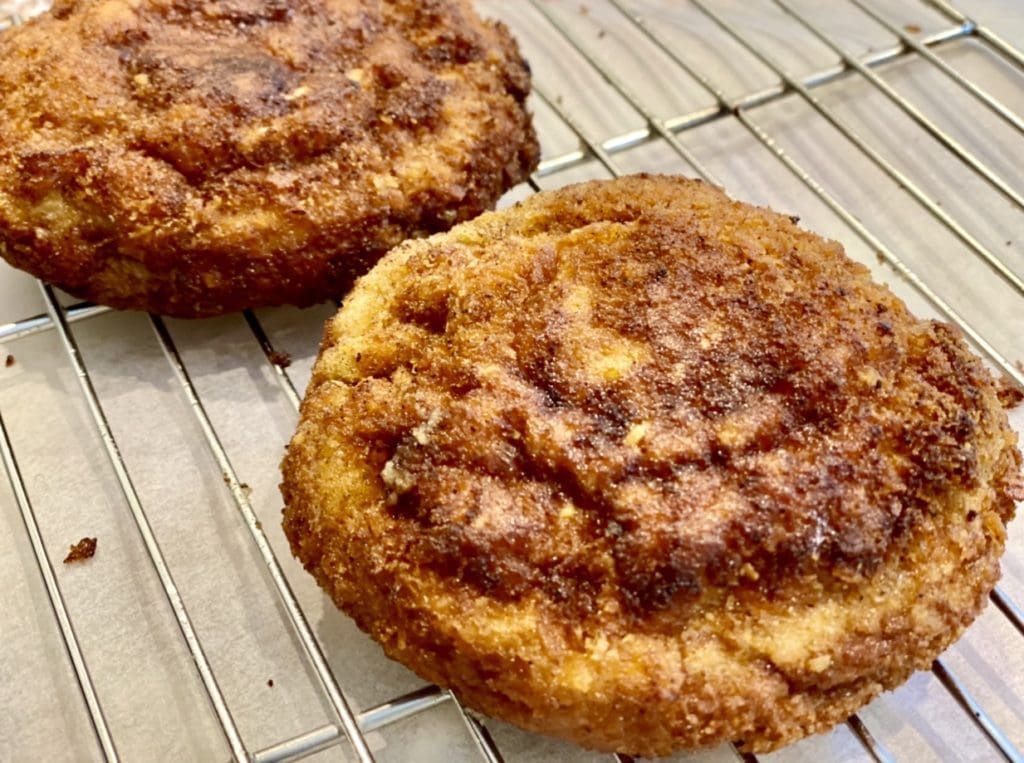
xmin=0 ymin=0 xmax=539 ymax=317
xmin=281 ymin=175 xmax=1022 ymax=755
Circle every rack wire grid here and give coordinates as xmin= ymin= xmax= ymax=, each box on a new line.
xmin=0 ymin=0 xmax=1022 ymax=761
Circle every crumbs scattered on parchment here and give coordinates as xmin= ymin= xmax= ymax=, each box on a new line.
xmin=222 ymin=474 xmax=254 ymax=499
xmin=904 ymin=23 xmax=922 ymax=34
xmin=267 ymin=679 xmax=274 ymax=688
xmin=269 ymin=351 xmax=292 ymax=368
xmin=64 ymin=537 xmax=97 ymax=564
xmin=4 ymin=354 xmax=14 ymax=368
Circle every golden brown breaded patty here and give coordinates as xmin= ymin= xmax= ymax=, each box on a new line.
xmin=281 ymin=175 xmax=1022 ymax=755
xmin=0 ymin=0 xmax=539 ymax=317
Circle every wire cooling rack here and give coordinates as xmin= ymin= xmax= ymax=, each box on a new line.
xmin=1 ymin=1 xmax=1022 ymax=761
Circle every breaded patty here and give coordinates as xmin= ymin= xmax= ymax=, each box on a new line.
xmin=281 ymin=175 xmax=1022 ymax=755
xmin=0 ymin=0 xmax=539 ymax=317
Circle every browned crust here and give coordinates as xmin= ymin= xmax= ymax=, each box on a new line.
xmin=281 ymin=175 xmax=1021 ymax=755
xmin=63 ymin=536 xmax=98 ymax=563
xmin=0 ymin=0 xmax=539 ymax=317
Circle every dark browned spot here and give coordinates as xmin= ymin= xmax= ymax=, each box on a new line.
xmin=64 ymin=537 xmax=97 ymax=564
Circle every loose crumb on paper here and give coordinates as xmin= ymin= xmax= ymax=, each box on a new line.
xmin=904 ymin=23 xmax=922 ymax=34
xmin=4 ymin=354 xmax=14 ymax=368
xmin=222 ymin=474 xmax=253 ymax=499
xmin=269 ymin=350 xmax=292 ymax=368
xmin=267 ymin=679 xmax=274 ymax=688
xmin=64 ymin=537 xmax=97 ymax=564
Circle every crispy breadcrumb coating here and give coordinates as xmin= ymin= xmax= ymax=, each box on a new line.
xmin=0 ymin=0 xmax=539 ymax=316
xmin=282 ymin=175 xmax=1021 ymax=755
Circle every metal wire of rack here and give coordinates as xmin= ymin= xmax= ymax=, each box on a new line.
xmin=0 ymin=1 xmax=1022 ymax=762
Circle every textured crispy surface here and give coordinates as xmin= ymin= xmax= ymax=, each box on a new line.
xmin=282 ymin=175 xmax=1022 ymax=755
xmin=0 ymin=0 xmax=538 ymax=317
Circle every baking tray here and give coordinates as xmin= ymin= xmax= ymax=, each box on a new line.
xmin=1 ymin=1 xmax=1022 ymax=761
